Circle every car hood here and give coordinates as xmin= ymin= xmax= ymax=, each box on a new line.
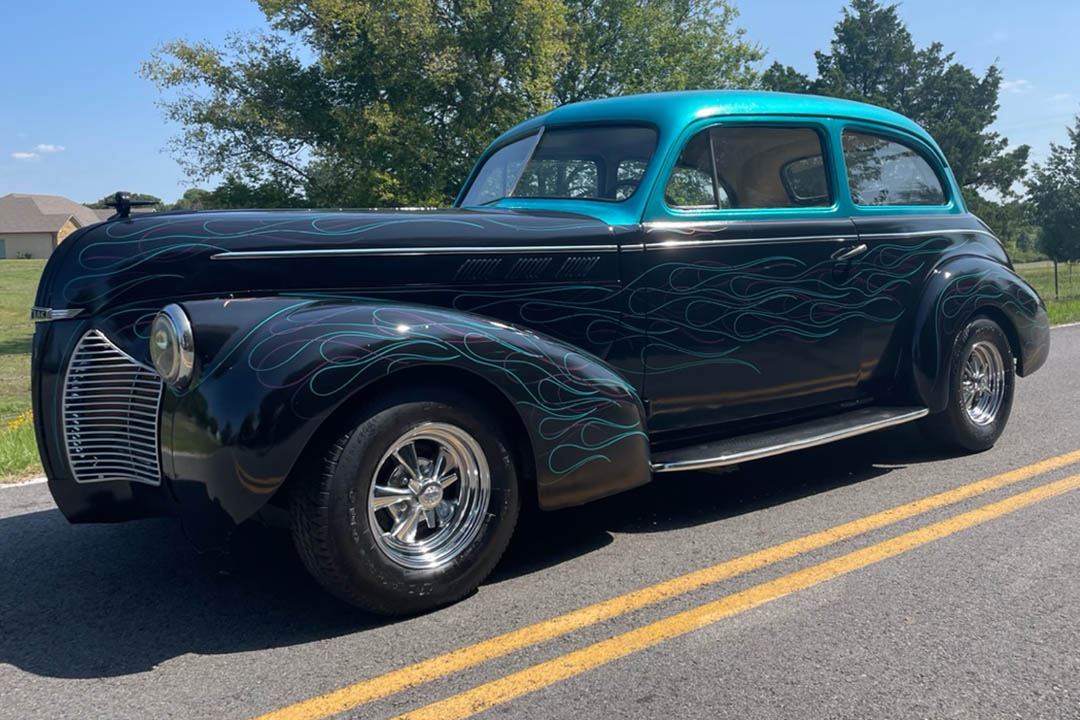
xmin=35 ymin=207 xmax=619 ymax=315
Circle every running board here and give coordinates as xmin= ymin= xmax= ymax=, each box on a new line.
xmin=650 ymin=406 xmax=929 ymax=473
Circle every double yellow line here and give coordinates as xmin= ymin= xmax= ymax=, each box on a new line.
xmin=255 ymin=449 xmax=1080 ymax=720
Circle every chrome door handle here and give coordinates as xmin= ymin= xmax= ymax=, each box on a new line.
xmin=832 ymin=243 xmax=868 ymax=261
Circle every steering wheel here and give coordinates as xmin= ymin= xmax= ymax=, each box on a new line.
xmin=613 ymin=179 xmax=640 ymax=200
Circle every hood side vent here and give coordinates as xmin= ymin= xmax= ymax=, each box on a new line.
xmin=556 ymin=255 xmax=600 ymax=279
xmin=507 ymin=257 xmax=553 ymax=280
xmin=454 ymin=258 xmax=503 ymax=281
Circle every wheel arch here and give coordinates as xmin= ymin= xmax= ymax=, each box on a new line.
xmin=275 ymin=364 xmax=539 ymax=512
xmin=167 ymin=296 xmax=651 ymax=528
xmin=909 ymin=256 xmax=1050 ymax=412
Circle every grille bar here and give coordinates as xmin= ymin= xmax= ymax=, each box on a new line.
xmin=63 ymin=330 xmax=164 ymax=485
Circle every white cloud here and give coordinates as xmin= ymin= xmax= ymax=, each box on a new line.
xmin=1001 ymin=79 xmax=1034 ymax=94
xmin=32 ymin=143 xmax=64 ymax=153
xmin=11 ymin=152 xmax=39 ymax=161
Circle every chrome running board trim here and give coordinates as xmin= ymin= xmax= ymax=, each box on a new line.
xmin=650 ymin=406 xmax=929 ymax=473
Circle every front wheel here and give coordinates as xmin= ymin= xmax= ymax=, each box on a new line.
xmin=921 ymin=316 xmax=1015 ymax=452
xmin=290 ymin=387 xmax=520 ymax=615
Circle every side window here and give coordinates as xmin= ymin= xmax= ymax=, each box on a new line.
xmin=665 ymin=126 xmax=831 ymax=210
xmin=842 ymin=131 xmax=946 ymax=206
xmin=665 ymin=130 xmax=718 ymax=208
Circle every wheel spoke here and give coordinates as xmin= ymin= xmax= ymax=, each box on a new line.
xmin=393 ymin=442 xmax=422 ymax=481
xmin=440 ymin=471 xmax=459 ymax=489
xmin=423 ymin=509 xmax=438 ymax=529
xmin=432 ymin=447 xmax=448 ymax=480
xmin=371 ymin=485 xmax=413 ymax=510
xmin=389 ymin=504 xmax=422 ymax=542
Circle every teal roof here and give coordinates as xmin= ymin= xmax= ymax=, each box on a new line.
xmin=491 ymin=90 xmax=939 ymax=156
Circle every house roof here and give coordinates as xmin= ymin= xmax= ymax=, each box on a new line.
xmin=0 ymin=193 xmax=102 ymax=234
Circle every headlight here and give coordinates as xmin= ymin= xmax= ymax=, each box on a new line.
xmin=150 ymin=304 xmax=194 ymax=388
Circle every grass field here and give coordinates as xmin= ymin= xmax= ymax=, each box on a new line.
xmin=1013 ymin=260 xmax=1080 ymax=326
xmin=0 ymin=255 xmax=1076 ymax=483
xmin=0 ymin=259 xmax=44 ymax=482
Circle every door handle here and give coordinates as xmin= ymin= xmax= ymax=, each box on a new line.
xmin=831 ymin=243 xmax=868 ymax=261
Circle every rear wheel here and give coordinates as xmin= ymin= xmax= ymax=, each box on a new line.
xmin=921 ymin=316 xmax=1015 ymax=452
xmin=290 ymin=388 xmax=520 ymax=615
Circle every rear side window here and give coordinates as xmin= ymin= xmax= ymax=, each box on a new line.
xmin=665 ymin=126 xmax=831 ymax=210
xmin=842 ymin=131 xmax=946 ymax=206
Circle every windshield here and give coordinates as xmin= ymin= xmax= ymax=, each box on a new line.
xmin=461 ymin=125 xmax=658 ymax=206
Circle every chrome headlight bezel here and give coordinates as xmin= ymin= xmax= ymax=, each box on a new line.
xmin=150 ymin=304 xmax=195 ymax=388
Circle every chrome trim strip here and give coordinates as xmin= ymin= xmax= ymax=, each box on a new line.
xmin=650 ymin=407 xmax=929 ymax=473
xmin=210 ymin=244 xmax=619 ymax=260
xmin=857 ymin=228 xmax=998 ymax=240
xmin=30 ymin=306 xmax=83 ymax=322
xmin=645 ymin=235 xmax=856 ymax=250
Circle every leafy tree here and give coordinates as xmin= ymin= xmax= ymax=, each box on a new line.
xmin=170 ymin=188 xmax=213 ymax=211
xmin=555 ymin=0 xmax=760 ymax=104
xmin=203 ymin=175 xmax=308 ymax=209
xmin=143 ymin=0 xmax=761 ymax=208
xmin=88 ymin=191 xmax=163 ymax=209
xmin=1027 ymin=115 xmax=1080 ymax=298
xmin=761 ymin=0 xmax=1029 ymax=199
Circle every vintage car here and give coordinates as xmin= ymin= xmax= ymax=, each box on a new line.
xmin=31 ymin=91 xmax=1049 ymax=614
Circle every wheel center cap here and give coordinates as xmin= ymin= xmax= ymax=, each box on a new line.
xmin=417 ymin=482 xmax=443 ymax=510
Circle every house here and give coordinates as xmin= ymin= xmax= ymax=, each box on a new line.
xmin=0 ymin=193 xmax=105 ymax=259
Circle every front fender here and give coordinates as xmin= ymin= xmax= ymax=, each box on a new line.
xmin=163 ymin=297 xmax=650 ymax=525
xmin=911 ymin=257 xmax=1049 ymax=412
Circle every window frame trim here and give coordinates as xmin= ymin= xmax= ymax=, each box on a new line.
xmin=837 ymin=122 xmax=957 ymax=214
xmin=646 ymin=116 xmax=843 ymax=222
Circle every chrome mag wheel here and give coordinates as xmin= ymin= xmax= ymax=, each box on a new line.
xmin=961 ymin=340 xmax=1006 ymax=426
xmin=367 ymin=422 xmax=491 ymax=570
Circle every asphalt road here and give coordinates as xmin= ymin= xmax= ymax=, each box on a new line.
xmin=3 ymin=325 xmax=1080 ymax=720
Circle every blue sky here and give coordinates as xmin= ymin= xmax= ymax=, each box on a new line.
xmin=2 ymin=0 xmax=1076 ymax=204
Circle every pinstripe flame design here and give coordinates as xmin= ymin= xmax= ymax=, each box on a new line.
xmin=220 ymin=301 xmax=645 ymax=477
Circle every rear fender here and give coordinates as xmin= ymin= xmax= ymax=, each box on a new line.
xmin=164 ymin=297 xmax=650 ymax=524
xmin=910 ymin=256 xmax=1049 ymax=412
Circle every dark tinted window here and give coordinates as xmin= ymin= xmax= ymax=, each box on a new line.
xmin=666 ymin=126 xmax=831 ymax=209
xmin=842 ymin=131 xmax=946 ymax=206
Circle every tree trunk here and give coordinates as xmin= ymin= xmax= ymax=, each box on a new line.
xmin=1054 ymin=259 xmax=1060 ymax=300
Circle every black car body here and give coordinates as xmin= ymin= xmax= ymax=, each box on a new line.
xmin=31 ymin=91 xmax=1049 ymax=613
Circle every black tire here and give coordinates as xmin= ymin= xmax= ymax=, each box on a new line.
xmin=290 ymin=387 xmax=520 ymax=615
xmin=921 ymin=316 xmax=1015 ymax=452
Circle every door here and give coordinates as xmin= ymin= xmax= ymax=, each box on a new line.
xmin=639 ymin=120 xmax=868 ymax=434
xmin=838 ymin=126 xmax=963 ymax=398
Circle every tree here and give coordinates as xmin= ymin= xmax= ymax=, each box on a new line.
xmin=761 ymin=0 xmax=1029 ymax=200
xmin=170 ymin=188 xmax=213 ymax=211
xmin=88 ymin=191 xmax=163 ymax=209
xmin=1027 ymin=115 xmax=1080 ymax=298
xmin=202 ymin=175 xmax=308 ymax=209
xmin=143 ymin=0 xmax=761 ymax=208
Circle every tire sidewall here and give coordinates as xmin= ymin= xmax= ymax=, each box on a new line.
xmin=323 ymin=389 xmax=518 ymax=612
xmin=943 ymin=317 xmax=1015 ymax=451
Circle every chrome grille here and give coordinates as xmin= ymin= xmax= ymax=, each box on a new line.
xmin=63 ymin=330 xmax=163 ymax=485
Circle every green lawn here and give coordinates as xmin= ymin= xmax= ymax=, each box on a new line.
xmin=0 ymin=255 xmax=1072 ymax=483
xmin=1014 ymin=260 xmax=1080 ymax=326
xmin=0 ymin=259 xmax=45 ymax=482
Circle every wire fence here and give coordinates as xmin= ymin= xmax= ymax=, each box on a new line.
xmin=1014 ymin=260 xmax=1080 ymax=301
